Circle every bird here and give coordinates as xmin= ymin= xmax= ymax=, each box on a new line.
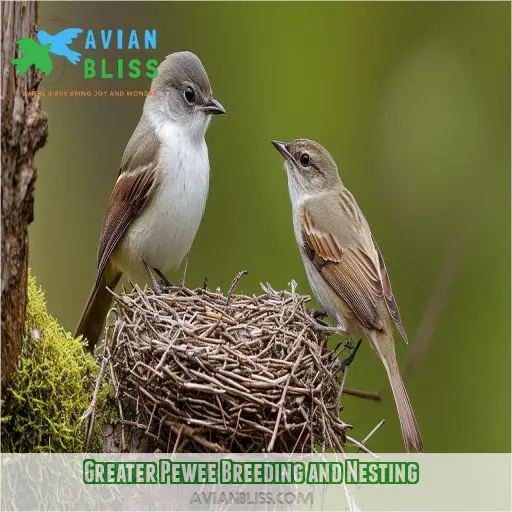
xmin=75 ymin=51 xmax=226 ymax=350
xmin=37 ymin=28 xmax=83 ymax=64
xmin=272 ymin=138 xmax=423 ymax=452
xmin=11 ymin=39 xmax=52 ymax=76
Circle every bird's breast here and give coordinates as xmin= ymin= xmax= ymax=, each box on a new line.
xmin=118 ymin=123 xmax=209 ymax=279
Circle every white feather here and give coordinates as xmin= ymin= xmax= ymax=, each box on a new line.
xmin=115 ymin=114 xmax=209 ymax=280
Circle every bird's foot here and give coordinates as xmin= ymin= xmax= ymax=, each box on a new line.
xmin=310 ymin=308 xmax=328 ymax=321
xmin=143 ymin=262 xmax=163 ymax=294
xmin=333 ymin=339 xmax=362 ymax=374
xmin=151 ymin=277 xmax=162 ymax=295
xmin=153 ymin=268 xmax=173 ymax=288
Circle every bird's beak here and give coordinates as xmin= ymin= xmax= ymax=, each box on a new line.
xmin=203 ymin=97 xmax=226 ymax=115
xmin=271 ymin=140 xmax=293 ymax=162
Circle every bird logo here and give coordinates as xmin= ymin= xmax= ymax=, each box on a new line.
xmin=37 ymin=28 xmax=83 ymax=64
xmin=11 ymin=39 xmax=53 ymax=76
xmin=11 ymin=28 xmax=83 ymax=76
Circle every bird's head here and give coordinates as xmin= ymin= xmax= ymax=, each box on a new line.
xmin=146 ymin=51 xmax=226 ymax=140
xmin=272 ymin=138 xmax=342 ymax=197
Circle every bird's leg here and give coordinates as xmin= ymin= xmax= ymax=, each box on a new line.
xmin=309 ymin=317 xmax=349 ymax=336
xmin=153 ymin=268 xmax=173 ymax=287
xmin=332 ymin=340 xmax=347 ymax=360
xmin=179 ymin=254 xmax=189 ymax=287
xmin=310 ymin=308 xmax=328 ymax=322
xmin=334 ymin=339 xmax=363 ymax=374
xmin=329 ymin=339 xmax=353 ymax=365
xmin=332 ymin=338 xmax=358 ymax=358
xmin=310 ymin=317 xmax=350 ymax=350
xmin=143 ymin=261 xmax=162 ymax=294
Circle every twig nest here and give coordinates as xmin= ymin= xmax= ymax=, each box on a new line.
xmin=105 ymin=279 xmax=349 ymax=452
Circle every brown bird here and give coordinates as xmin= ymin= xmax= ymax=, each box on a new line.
xmin=272 ymin=138 xmax=423 ymax=452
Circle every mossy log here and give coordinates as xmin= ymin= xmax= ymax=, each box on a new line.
xmin=1 ymin=273 xmax=113 ymax=452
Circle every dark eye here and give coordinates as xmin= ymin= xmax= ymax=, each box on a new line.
xmin=184 ymin=86 xmax=195 ymax=104
xmin=300 ymin=153 xmax=310 ymax=167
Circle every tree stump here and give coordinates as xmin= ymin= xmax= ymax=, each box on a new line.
xmin=1 ymin=1 xmax=48 ymax=386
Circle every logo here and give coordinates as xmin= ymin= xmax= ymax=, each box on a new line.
xmin=12 ymin=28 xmax=158 ymax=79
xmin=12 ymin=28 xmax=83 ymax=76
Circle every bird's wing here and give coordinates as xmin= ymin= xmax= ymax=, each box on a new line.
xmin=372 ymin=236 xmax=408 ymax=342
xmin=54 ymin=28 xmax=83 ymax=44
xmin=16 ymin=38 xmax=41 ymax=56
xmin=300 ymin=189 xmax=399 ymax=333
xmin=96 ymin=115 xmax=160 ymax=283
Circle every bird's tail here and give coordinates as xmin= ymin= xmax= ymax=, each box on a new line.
xmin=11 ymin=57 xmax=32 ymax=76
xmin=370 ymin=331 xmax=424 ymax=452
xmin=75 ymin=266 xmax=121 ymax=352
xmin=67 ymin=50 xmax=81 ymax=65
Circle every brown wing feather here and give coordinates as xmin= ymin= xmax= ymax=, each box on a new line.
xmin=302 ymin=207 xmax=384 ymax=331
xmin=320 ymin=251 xmax=384 ymax=331
xmin=372 ymin=236 xmax=408 ymax=343
xmin=96 ymin=164 xmax=157 ymax=285
xmin=302 ymin=208 xmax=342 ymax=262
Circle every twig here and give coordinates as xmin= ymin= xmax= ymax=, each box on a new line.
xmin=358 ymin=419 xmax=386 ymax=452
xmin=342 ymin=388 xmax=382 ymax=401
xmin=82 ymin=351 xmax=108 ymax=452
xmin=267 ymin=345 xmax=305 ymax=452
xmin=226 ymin=270 xmax=248 ymax=304
xmin=346 ymin=435 xmax=378 ymax=458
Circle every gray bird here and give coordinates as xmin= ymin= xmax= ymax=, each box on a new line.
xmin=75 ymin=52 xmax=226 ymax=350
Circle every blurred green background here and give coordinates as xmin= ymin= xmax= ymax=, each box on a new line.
xmin=31 ymin=1 xmax=510 ymax=452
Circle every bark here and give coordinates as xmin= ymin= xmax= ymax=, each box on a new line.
xmin=1 ymin=1 xmax=48 ymax=387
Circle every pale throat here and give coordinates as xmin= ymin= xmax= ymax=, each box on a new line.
xmin=286 ymin=165 xmax=310 ymax=210
xmin=147 ymin=100 xmax=210 ymax=145
xmin=149 ymin=110 xmax=210 ymax=183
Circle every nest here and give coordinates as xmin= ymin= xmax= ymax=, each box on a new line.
xmin=96 ymin=276 xmax=356 ymax=453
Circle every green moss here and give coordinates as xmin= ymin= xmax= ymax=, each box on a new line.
xmin=1 ymin=271 xmax=115 ymax=452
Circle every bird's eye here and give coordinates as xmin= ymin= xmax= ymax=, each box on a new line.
xmin=184 ymin=86 xmax=195 ymax=104
xmin=300 ymin=153 xmax=310 ymax=167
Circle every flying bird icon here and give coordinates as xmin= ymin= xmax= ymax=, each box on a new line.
xmin=37 ymin=28 xmax=83 ymax=64
xmin=11 ymin=38 xmax=52 ymax=76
